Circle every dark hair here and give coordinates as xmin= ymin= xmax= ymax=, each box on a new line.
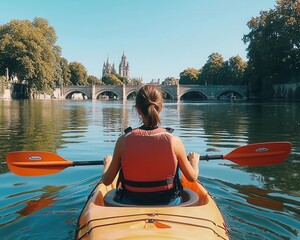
xmin=135 ymin=85 xmax=163 ymax=127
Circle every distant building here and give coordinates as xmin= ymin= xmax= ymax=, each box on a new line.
xmin=119 ymin=51 xmax=130 ymax=79
xmin=150 ymin=78 xmax=160 ymax=85
xmin=102 ymin=57 xmax=116 ymax=77
xmin=102 ymin=51 xmax=130 ymax=79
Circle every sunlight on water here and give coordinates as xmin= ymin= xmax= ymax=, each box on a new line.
xmin=0 ymin=100 xmax=299 ymax=239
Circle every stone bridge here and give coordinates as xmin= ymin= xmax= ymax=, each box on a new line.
xmin=62 ymin=84 xmax=248 ymax=100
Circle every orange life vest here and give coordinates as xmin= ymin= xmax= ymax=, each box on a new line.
xmin=121 ymin=127 xmax=178 ymax=193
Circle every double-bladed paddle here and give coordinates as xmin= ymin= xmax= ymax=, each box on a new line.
xmin=6 ymin=141 xmax=292 ymax=176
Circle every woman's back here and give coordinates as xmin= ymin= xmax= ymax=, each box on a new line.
xmin=101 ymin=84 xmax=199 ymax=205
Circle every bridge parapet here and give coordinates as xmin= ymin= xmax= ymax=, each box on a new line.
xmin=178 ymin=85 xmax=247 ymax=100
xmin=61 ymin=84 xmax=247 ymax=100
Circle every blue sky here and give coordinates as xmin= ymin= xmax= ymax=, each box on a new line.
xmin=1 ymin=0 xmax=276 ymax=82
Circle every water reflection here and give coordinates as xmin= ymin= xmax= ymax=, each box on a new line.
xmin=1 ymin=100 xmax=299 ymax=190
xmin=18 ymin=185 xmax=65 ymax=216
xmin=0 ymin=185 xmax=65 ymax=227
xmin=177 ymin=102 xmax=249 ymax=149
xmin=0 ymin=100 xmax=91 ymax=173
xmin=203 ymin=177 xmax=300 ymax=240
xmin=0 ymin=99 xmax=299 ymax=240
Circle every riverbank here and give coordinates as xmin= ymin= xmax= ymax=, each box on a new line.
xmin=1 ymin=82 xmax=300 ymax=100
xmin=0 ymin=83 xmax=63 ymax=100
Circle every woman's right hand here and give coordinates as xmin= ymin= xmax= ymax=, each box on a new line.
xmin=188 ymin=152 xmax=200 ymax=166
xmin=103 ymin=155 xmax=112 ymax=167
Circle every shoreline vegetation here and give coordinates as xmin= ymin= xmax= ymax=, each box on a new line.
xmin=0 ymin=0 xmax=299 ymax=100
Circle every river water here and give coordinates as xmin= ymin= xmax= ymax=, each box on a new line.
xmin=0 ymin=99 xmax=299 ymax=240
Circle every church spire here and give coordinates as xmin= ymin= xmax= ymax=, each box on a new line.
xmin=102 ymin=51 xmax=130 ymax=80
xmin=119 ymin=51 xmax=130 ymax=79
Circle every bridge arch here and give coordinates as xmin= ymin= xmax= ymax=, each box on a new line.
xmin=95 ymin=90 xmax=120 ymax=100
xmin=161 ymin=90 xmax=174 ymax=100
xmin=216 ymin=90 xmax=244 ymax=100
xmin=179 ymin=90 xmax=208 ymax=100
xmin=64 ymin=90 xmax=90 ymax=99
xmin=125 ymin=89 xmax=138 ymax=100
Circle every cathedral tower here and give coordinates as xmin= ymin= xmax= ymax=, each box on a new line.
xmin=119 ymin=51 xmax=130 ymax=79
xmin=102 ymin=57 xmax=116 ymax=77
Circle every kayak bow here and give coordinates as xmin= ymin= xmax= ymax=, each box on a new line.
xmin=76 ymin=175 xmax=230 ymax=240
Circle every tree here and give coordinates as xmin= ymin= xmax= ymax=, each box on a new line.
xmin=87 ymin=75 xmax=103 ymax=85
xmin=115 ymin=74 xmax=129 ymax=85
xmin=60 ymin=57 xmax=71 ymax=86
xmin=162 ymin=77 xmax=179 ymax=85
xmin=129 ymin=77 xmax=143 ymax=85
xmin=225 ymin=55 xmax=248 ymax=85
xmin=32 ymin=18 xmax=57 ymax=45
xmin=0 ymin=18 xmax=60 ymax=95
xmin=102 ymin=74 xmax=123 ymax=85
xmin=179 ymin=68 xmax=200 ymax=84
xmin=69 ymin=62 xmax=88 ymax=85
xmin=243 ymin=0 xmax=300 ymax=98
xmin=198 ymin=53 xmax=225 ymax=85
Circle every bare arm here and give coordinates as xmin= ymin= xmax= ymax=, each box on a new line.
xmin=102 ymin=135 xmax=125 ymax=185
xmin=172 ymin=136 xmax=199 ymax=182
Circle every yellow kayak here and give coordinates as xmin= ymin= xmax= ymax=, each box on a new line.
xmin=6 ymin=143 xmax=292 ymax=239
xmin=76 ymin=175 xmax=230 ymax=240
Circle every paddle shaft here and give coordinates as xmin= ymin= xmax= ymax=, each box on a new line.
xmin=74 ymin=160 xmax=104 ymax=166
xmin=67 ymin=155 xmax=223 ymax=166
xmin=62 ymin=156 xmax=224 ymax=167
xmin=200 ymin=155 xmax=223 ymax=161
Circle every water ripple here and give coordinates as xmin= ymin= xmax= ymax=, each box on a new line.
xmin=202 ymin=177 xmax=300 ymax=240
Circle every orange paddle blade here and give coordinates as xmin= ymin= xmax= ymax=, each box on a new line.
xmin=223 ymin=142 xmax=292 ymax=166
xmin=6 ymin=142 xmax=292 ymax=177
xmin=6 ymin=151 xmax=73 ymax=176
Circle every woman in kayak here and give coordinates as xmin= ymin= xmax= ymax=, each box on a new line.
xmin=102 ymin=84 xmax=199 ymax=205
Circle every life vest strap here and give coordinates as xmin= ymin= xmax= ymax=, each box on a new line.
xmin=123 ymin=178 xmax=174 ymax=188
xmin=124 ymin=126 xmax=174 ymax=135
xmin=124 ymin=127 xmax=132 ymax=135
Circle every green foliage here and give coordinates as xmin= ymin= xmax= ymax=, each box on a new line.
xmin=69 ymin=62 xmax=88 ymax=85
xmin=162 ymin=77 xmax=179 ymax=85
xmin=224 ymin=55 xmax=248 ymax=85
xmin=199 ymin=53 xmax=225 ymax=85
xmin=87 ymin=75 xmax=104 ymax=85
xmin=243 ymin=0 xmax=300 ymax=97
xmin=60 ymin=57 xmax=71 ymax=86
xmin=129 ymin=77 xmax=143 ymax=85
xmin=195 ymin=53 xmax=247 ymax=86
xmin=102 ymin=74 xmax=123 ymax=85
xmin=179 ymin=68 xmax=200 ymax=84
xmin=0 ymin=18 xmax=61 ymax=94
xmin=115 ymin=74 xmax=129 ymax=85
xmin=2 ymin=0 xmax=298 ymax=100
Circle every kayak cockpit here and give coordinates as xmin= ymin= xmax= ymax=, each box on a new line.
xmin=76 ymin=177 xmax=230 ymax=240
xmin=91 ymin=175 xmax=210 ymax=207
xmin=103 ymin=188 xmax=200 ymax=207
